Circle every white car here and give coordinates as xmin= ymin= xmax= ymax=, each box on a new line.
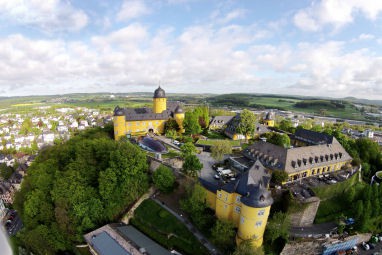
xmin=173 ymin=140 xmax=180 ymax=146
xmin=362 ymin=241 xmax=370 ymax=250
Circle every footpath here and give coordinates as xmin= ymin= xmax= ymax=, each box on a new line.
xmin=151 ymin=197 xmax=221 ymax=255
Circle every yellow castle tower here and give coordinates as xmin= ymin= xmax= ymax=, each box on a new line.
xmin=199 ymin=160 xmax=273 ymax=250
xmin=236 ymin=183 xmax=273 ymax=247
xmin=153 ymin=86 xmax=167 ymax=114
xmin=263 ymin=111 xmax=275 ymax=127
xmin=174 ymin=105 xmax=185 ymax=133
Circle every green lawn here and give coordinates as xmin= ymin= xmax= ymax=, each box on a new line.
xmin=196 ymin=139 xmax=241 ymax=147
xmin=130 ymin=199 xmax=209 ymax=255
xmin=203 ymin=130 xmax=227 ymax=139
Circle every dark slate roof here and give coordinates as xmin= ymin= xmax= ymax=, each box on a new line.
xmin=199 ymin=177 xmax=220 ymax=193
xmin=117 ymin=225 xmax=171 ymax=255
xmin=153 ymin=86 xmax=166 ymax=98
xmin=91 ymin=231 xmax=131 ymax=255
xmin=264 ymin=111 xmax=275 ymax=120
xmin=113 ymin=101 xmax=181 ymax=121
xmin=174 ymin=105 xmax=183 ymax=114
xmin=200 ymin=160 xmax=273 ymax=208
xmin=294 ymin=129 xmax=333 ymax=145
xmin=241 ymin=184 xmax=273 ymax=208
xmin=209 ymin=116 xmax=234 ymax=128
xmin=244 ymin=138 xmax=352 ymax=174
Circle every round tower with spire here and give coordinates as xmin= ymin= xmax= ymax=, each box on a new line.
xmin=236 ymin=183 xmax=273 ymax=248
xmin=153 ymin=86 xmax=167 ymax=114
xmin=174 ymin=105 xmax=185 ymax=133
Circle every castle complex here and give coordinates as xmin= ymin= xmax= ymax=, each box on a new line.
xmin=113 ymin=87 xmax=184 ymax=140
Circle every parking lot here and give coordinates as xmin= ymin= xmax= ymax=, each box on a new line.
xmin=286 ymin=169 xmax=357 ymax=200
xmin=358 ymin=240 xmax=382 ymax=255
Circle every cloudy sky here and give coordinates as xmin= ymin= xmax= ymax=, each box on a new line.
xmin=1 ymin=0 xmax=382 ymax=99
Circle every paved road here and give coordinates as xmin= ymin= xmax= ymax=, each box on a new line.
xmin=151 ymin=197 xmax=221 ymax=255
xmin=155 ymin=136 xmax=181 ymax=151
xmin=290 ymin=222 xmax=337 ymax=238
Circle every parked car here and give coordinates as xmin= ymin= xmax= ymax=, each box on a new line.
xmin=362 ymin=241 xmax=370 ymax=250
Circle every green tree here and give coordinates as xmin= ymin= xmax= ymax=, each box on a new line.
xmin=14 ymin=128 xmax=150 ymax=254
xmin=232 ymin=239 xmax=264 ymax=255
xmin=20 ymin=118 xmax=33 ymax=135
xmin=180 ymin=184 xmax=212 ymax=230
xmin=182 ymin=154 xmax=203 ymax=177
xmin=180 ymin=142 xmax=197 ymax=158
xmin=152 ymin=165 xmax=176 ymax=193
xmin=266 ymin=133 xmax=291 ymax=148
xmin=271 ymin=170 xmax=289 ymax=185
xmin=211 ymin=140 xmax=232 ymax=161
xmin=184 ymin=111 xmax=202 ymax=135
xmin=164 ymin=118 xmax=179 ymax=133
xmin=278 ymin=119 xmax=293 ymax=133
xmin=236 ymin=109 xmax=256 ymax=142
xmin=0 ymin=163 xmax=13 ymax=180
xmin=165 ymin=129 xmax=177 ymax=142
xmin=265 ymin=211 xmax=290 ymax=244
xmin=211 ymin=220 xmax=235 ymax=250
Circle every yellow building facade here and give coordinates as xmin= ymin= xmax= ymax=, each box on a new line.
xmin=113 ymin=87 xmax=185 ymax=140
xmin=200 ymin=160 xmax=273 ymax=248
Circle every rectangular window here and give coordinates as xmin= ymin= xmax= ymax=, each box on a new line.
xmin=236 ymin=196 xmax=241 ymax=203
xmin=258 ymin=209 xmax=265 ymax=216
xmin=255 ymin=221 xmax=262 ymax=227
xmin=241 ymin=216 xmax=245 ymax=224
xmin=218 ymin=193 xmax=222 ymax=198
xmin=235 ymin=206 xmax=241 ymax=213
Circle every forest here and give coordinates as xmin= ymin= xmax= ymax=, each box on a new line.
xmin=13 ymin=127 xmax=150 ymax=254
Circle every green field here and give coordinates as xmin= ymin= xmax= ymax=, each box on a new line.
xmin=207 ymin=94 xmax=375 ymax=122
xmin=0 ymin=92 xmax=380 ymax=124
xmin=130 ymin=199 xmax=209 ymax=255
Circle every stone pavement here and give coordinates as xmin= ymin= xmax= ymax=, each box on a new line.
xmin=151 ymin=197 xmax=221 ymax=255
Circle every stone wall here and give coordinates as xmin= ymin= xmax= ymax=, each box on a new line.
xmin=290 ymin=196 xmax=321 ymax=227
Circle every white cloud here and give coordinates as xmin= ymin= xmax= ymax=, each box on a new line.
xmin=117 ymin=0 xmax=151 ymax=21
xmin=0 ymin=19 xmax=382 ymax=99
xmin=218 ymin=8 xmax=247 ymax=24
xmin=0 ymin=0 xmax=88 ymax=32
xmin=293 ymin=0 xmax=382 ymax=32
xmin=358 ymin=33 xmax=374 ymax=40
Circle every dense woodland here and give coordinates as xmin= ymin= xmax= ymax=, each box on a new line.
xmin=13 ymin=126 xmax=150 ymax=254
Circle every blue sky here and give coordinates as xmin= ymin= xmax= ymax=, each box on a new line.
xmin=0 ymin=0 xmax=382 ymax=99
